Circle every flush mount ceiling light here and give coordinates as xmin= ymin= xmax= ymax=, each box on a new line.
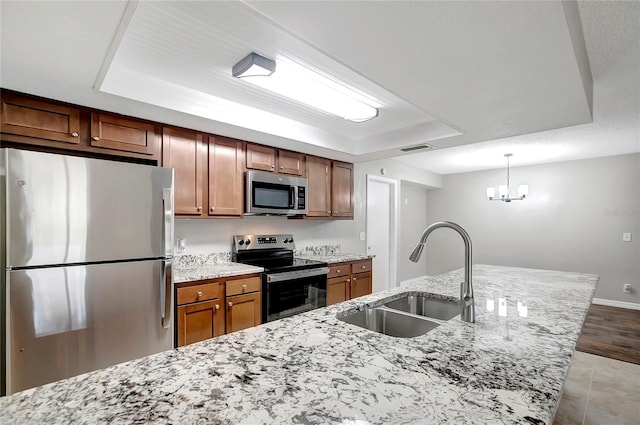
xmin=232 ymin=52 xmax=379 ymax=123
xmin=486 ymin=153 xmax=528 ymax=202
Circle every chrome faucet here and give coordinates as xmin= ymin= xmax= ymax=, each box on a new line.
xmin=409 ymin=221 xmax=475 ymax=323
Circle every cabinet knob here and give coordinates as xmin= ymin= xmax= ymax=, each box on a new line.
xmin=280 ymin=166 xmax=283 ymax=170
xmin=215 ymin=304 xmax=220 ymax=310
xmin=327 ymin=211 xmax=331 ymax=214
xmin=347 ymin=278 xmax=351 ymax=282
xmin=228 ymin=301 xmax=234 ymax=307
xmin=362 ymin=265 xmax=366 ymax=269
xmin=70 ymin=132 xmax=79 ymax=138
xmin=197 ymin=291 xmax=203 ymax=297
xmin=210 ymin=206 xmax=215 ymax=212
xmin=91 ymin=136 xmax=100 ymax=141
xmin=271 ymin=164 xmax=275 ymax=169
xmin=197 ymin=206 xmax=202 ymax=211
xmin=336 ymin=269 xmax=340 ymax=273
xmin=353 ymin=277 xmax=357 ymax=282
xmin=242 ymin=284 xmax=247 ymax=291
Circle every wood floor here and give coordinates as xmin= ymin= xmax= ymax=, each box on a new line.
xmin=576 ymin=304 xmax=640 ymax=365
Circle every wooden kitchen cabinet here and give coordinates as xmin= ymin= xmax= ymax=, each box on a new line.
xmin=327 ymin=259 xmax=373 ymax=304
xmin=1 ymin=90 xmax=162 ymax=162
xmin=278 ymin=150 xmax=305 ymax=176
xmin=162 ymin=127 xmax=206 ymax=215
xmin=246 ymin=143 xmax=276 ymax=172
xmin=163 ymin=129 xmax=244 ymax=217
xmin=90 ymin=113 xmax=159 ymax=157
xmin=1 ymin=92 xmax=81 ymax=146
xmin=176 ymin=280 xmax=225 ymax=347
xmin=331 ymin=161 xmax=354 ymax=218
xmin=208 ymin=135 xmax=244 ymax=216
xmin=305 ymin=156 xmax=332 ymax=217
xmin=225 ymin=275 xmax=262 ymax=333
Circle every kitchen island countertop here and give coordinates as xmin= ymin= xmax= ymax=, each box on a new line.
xmin=0 ymin=264 xmax=597 ymax=424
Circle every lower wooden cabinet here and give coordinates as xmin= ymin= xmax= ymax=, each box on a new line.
xmin=326 ymin=259 xmax=373 ymax=305
xmin=226 ymin=292 xmax=261 ymax=334
xmin=177 ymin=300 xmax=225 ymax=346
xmin=225 ymin=275 xmax=262 ymax=334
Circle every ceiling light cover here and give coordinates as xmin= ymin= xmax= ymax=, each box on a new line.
xmin=233 ymin=53 xmax=379 ymax=123
xmin=232 ymin=52 xmax=276 ymax=78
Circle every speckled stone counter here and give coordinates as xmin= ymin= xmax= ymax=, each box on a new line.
xmin=0 ymin=265 xmax=597 ymax=425
xmin=296 ymin=253 xmax=372 ymax=263
xmin=174 ymin=262 xmax=263 ymax=283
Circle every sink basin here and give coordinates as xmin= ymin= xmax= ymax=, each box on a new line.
xmin=384 ymin=295 xmax=460 ymax=321
xmin=339 ymin=307 xmax=440 ymax=338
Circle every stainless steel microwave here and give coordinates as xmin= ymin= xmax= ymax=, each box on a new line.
xmin=245 ymin=170 xmax=308 ymax=215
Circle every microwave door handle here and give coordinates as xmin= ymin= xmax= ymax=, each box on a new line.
xmin=291 ymin=186 xmax=297 ymax=209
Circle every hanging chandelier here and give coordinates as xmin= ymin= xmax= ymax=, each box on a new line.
xmin=486 ymin=154 xmax=528 ymax=202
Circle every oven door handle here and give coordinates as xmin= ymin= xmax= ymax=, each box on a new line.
xmin=266 ymin=267 xmax=329 ymax=283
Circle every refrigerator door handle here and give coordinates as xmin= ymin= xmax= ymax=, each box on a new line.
xmin=161 ymin=260 xmax=173 ymax=329
xmin=162 ymin=188 xmax=174 ymax=258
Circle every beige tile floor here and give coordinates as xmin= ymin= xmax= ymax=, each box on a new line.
xmin=553 ymin=351 xmax=640 ymax=425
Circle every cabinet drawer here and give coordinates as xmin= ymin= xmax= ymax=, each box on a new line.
xmin=328 ymin=263 xmax=350 ymax=278
xmin=226 ymin=276 xmax=261 ymax=297
xmin=352 ymin=259 xmax=372 ymax=274
xmin=177 ymin=281 xmax=221 ymax=305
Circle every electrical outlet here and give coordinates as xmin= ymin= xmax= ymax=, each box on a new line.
xmin=177 ymin=238 xmax=187 ymax=252
xmin=623 ymin=283 xmax=632 ymax=294
xmin=623 ymin=233 xmax=632 ymax=242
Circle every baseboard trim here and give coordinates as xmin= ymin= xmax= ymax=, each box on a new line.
xmin=592 ymin=298 xmax=640 ymax=311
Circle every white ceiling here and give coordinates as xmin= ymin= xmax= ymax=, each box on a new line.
xmin=1 ymin=1 xmax=637 ymax=174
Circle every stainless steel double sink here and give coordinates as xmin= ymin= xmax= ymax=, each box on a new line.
xmin=339 ymin=294 xmax=459 ymax=338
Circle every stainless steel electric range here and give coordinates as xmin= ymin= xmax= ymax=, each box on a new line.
xmin=232 ymin=234 xmax=329 ymax=323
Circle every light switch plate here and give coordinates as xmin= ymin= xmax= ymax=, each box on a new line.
xmin=623 ymin=233 xmax=632 ymax=242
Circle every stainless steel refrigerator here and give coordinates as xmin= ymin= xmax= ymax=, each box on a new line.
xmin=1 ymin=148 xmax=174 ymax=395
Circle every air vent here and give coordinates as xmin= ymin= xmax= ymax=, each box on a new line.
xmin=400 ymin=144 xmax=434 ymax=152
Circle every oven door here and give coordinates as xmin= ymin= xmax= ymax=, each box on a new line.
xmin=263 ymin=268 xmax=328 ymax=322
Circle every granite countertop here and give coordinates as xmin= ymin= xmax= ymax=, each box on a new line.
xmin=174 ymin=262 xmax=264 ymax=284
xmin=0 ymin=264 xmax=598 ymax=424
xmin=296 ymin=253 xmax=373 ymax=264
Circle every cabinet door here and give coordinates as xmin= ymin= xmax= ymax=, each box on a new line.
xmin=226 ymin=292 xmax=261 ymax=333
xmin=278 ymin=150 xmax=304 ymax=176
xmin=208 ymin=136 xmax=243 ymax=216
xmin=162 ymin=127 xmax=206 ymax=216
xmin=90 ymin=113 xmax=159 ymax=158
xmin=1 ymin=93 xmax=81 ymax=145
xmin=331 ymin=161 xmax=354 ymax=218
xmin=349 ymin=272 xmax=372 ymax=299
xmin=246 ymin=143 xmax=276 ymax=172
xmin=305 ymin=156 xmax=331 ymax=217
xmin=327 ymin=276 xmax=349 ymax=306
xmin=177 ymin=299 xmax=224 ymax=346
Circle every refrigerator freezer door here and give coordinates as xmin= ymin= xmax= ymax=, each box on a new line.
xmin=6 ymin=149 xmax=173 ymax=268
xmin=6 ymin=260 xmax=172 ymax=394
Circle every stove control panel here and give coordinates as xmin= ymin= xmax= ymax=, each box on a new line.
xmin=232 ymin=234 xmax=296 ymax=251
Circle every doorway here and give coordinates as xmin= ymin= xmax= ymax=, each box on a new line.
xmin=366 ymin=175 xmax=398 ymax=293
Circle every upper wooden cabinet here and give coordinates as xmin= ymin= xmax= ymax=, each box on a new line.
xmin=246 ymin=143 xmax=275 ymax=172
xmin=207 ymin=136 xmax=244 ymax=216
xmin=162 ymin=128 xmax=244 ymax=218
xmin=306 ymin=156 xmax=332 ymax=217
xmin=305 ymin=157 xmax=354 ymax=219
xmin=246 ymin=143 xmax=305 ymax=176
xmin=331 ymin=161 xmax=354 ymax=218
xmin=278 ymin=150 xmax=304 ymax=176
xmin=0 ymin=90 xmax=161 ymax=162
xmin=1 ymin=93 xmax=81 ymax=145
xmin=162 ymin=127 xmax=206 ymax=215
xmin=90 ymin=113 xmax=158 ymax=156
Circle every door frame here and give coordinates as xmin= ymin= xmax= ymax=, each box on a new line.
xmin=365 ymin=174 xmax=399 ymax=291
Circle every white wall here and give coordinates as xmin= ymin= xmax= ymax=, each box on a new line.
xmin=398 ymin=181 xmax=429 ymax=282
xmin=425 ymin=153 xmax=640 ymax=304
xmin=175 ymin=158 xmax=441 ymax=272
